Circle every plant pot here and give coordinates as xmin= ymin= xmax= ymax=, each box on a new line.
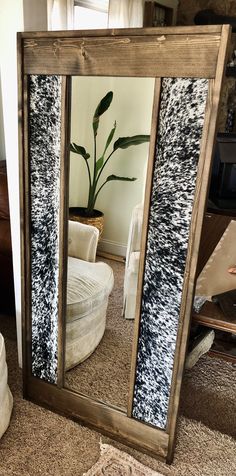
xmin=69 ymin=207 xmax=104 ymax=238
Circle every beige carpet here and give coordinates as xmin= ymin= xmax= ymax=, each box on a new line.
xmin=65 ymin=258 xmax=134 ymax=409
xmin=83 ymin=443 xmax=164 ymax=475
xmin=180 ymin=354 xmax=236 ymax=439
xmin=0 ymin=313 xmax=236 ymax=475
xmin=65 ymin=256 xmax=236 ymax=440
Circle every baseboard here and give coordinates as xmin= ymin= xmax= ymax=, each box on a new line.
xmin=98 ymin=238 xmax=127 ymax=258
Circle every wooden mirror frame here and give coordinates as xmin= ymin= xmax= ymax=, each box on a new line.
xmin=18 ymin=26 xmax=230 ymax=463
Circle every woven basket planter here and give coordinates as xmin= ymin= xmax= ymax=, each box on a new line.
xmin=69 ymin=207 xmax=104 ymax=238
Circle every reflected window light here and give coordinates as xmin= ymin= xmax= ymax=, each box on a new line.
xmin=74 ymin=1 xmax=109 ymax=29
xmin=50 ymin=1 xmax=63 ymax=30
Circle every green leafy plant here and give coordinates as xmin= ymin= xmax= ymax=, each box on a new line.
xmin=70 ymin=91 xmax=150 ymax=216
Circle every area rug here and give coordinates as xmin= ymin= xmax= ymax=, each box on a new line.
xmin=83 ymin=443 xmax=164 ymax=475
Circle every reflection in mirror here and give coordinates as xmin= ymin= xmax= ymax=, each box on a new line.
xmin=64 ymin=76 xmax=155 ymax=410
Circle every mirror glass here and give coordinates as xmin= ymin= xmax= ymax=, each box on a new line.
xmin=64 ymin=76 xmax=155 ymax=410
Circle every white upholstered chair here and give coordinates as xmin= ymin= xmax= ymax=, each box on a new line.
xmin=68 ymin=219 xmax=99 ymax=263
xmin=123 ymin=203 xmax=143 ymax=320
xmin=66 ymin=221 xmax=114 ymax=370
xmin=0 ymin=333 xmax=13 ymax=438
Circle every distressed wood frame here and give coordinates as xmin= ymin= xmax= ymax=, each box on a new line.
xmin=18 ymin=26 xmax=230 ymax=463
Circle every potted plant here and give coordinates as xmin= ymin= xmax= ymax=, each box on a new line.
xmin=69 ymin=91 xmax=150 ymax=236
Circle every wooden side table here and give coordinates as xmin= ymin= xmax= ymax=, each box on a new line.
xmin=193 ymin=211 xmax=236 ymax=363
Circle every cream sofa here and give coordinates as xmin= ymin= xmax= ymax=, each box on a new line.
xmin=123 ymin=204 xmax=143 ymax=320
xmin=66 ymin=221 xmax=114 ymax=370
xmin=0 ymin=333 xmax=13 ymax=438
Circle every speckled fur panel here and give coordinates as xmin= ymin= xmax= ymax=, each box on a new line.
xmin=132 ymin=78 xmax=209 ymax=429
xmin=29 ymin=75 xmax=62 ymax=384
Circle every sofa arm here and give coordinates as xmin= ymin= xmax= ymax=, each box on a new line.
xmin=126 ymin=203 xmax=143 ymax=266
xmin=123 ymin=251 xmax=140 ymax=319
xmin=68 ymin=220 xmax=99 ymax=263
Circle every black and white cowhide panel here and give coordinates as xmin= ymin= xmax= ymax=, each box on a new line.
xmin=29 ymin=75 xmax=62 ymax=383
xmin=132 ymin=78 xmax=209 ymax=429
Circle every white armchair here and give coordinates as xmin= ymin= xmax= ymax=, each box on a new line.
xmin=123 ymin=204 xmax=143 ymax=320
xmin=66 ymin=221 xmax=114 ymax=370
xmin=68 ymin=219 xmax=99 ymax=263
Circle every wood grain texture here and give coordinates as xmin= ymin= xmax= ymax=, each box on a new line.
xmin=194 ymin=212 xmax=236 ymax=335
xmin=166 ymin=24 xmax=231 ymax=463
xmin=26 ymin=376 xmax=168 ymax=461
xmin=57 ymin=77 xmax=71 ymax=388
xmin=18 ymin=34 xmax=29 ymax=397
xmin=209 ymin=334 xmax=236 ymax=363
xmin=196 ymin=213 xmax=235 ymax=276
xmin=193 ymin=301 xmax=236 ymax=334
xmin=209 ymin=348 xmax=236 ymax=363
xmin=22 ymin=75 xmax=32 ymax=390
xmin=19 ymin=26 xmax=223 ymax=38
xmin=22 ymin=34 xmax=221 ymax=77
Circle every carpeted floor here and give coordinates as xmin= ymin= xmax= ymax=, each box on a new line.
xmin=180 ymin=353 xmax=236 ymax=439
xmin=66 ymin=257 xmax=236 ymax=439
xmin=65 ymin=258 xmax=134 ymax=409
xmin=0 ymin=312 xmax=236 ymax=475
xmin=83 ymin=443 xmax=164 ymax=475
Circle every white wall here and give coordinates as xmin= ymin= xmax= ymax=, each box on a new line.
xmin=0 ymin=74 xmax=5 ymax=161
xmin=70 ymin=76 xmax=155 ymax=255
xmin=0 ymin=0 xmax=47 ymax=366
xmin=0 ymin=0 xmax=24 ymax=366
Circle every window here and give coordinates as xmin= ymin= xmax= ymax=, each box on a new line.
xmin=74 ymin=0 xmax=109 ymax=29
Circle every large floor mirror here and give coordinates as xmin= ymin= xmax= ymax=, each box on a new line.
xmin=18 ymin=26 xmax=230 ymax=463
xmin=65 ymin=76 xmax=154 ymax=409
